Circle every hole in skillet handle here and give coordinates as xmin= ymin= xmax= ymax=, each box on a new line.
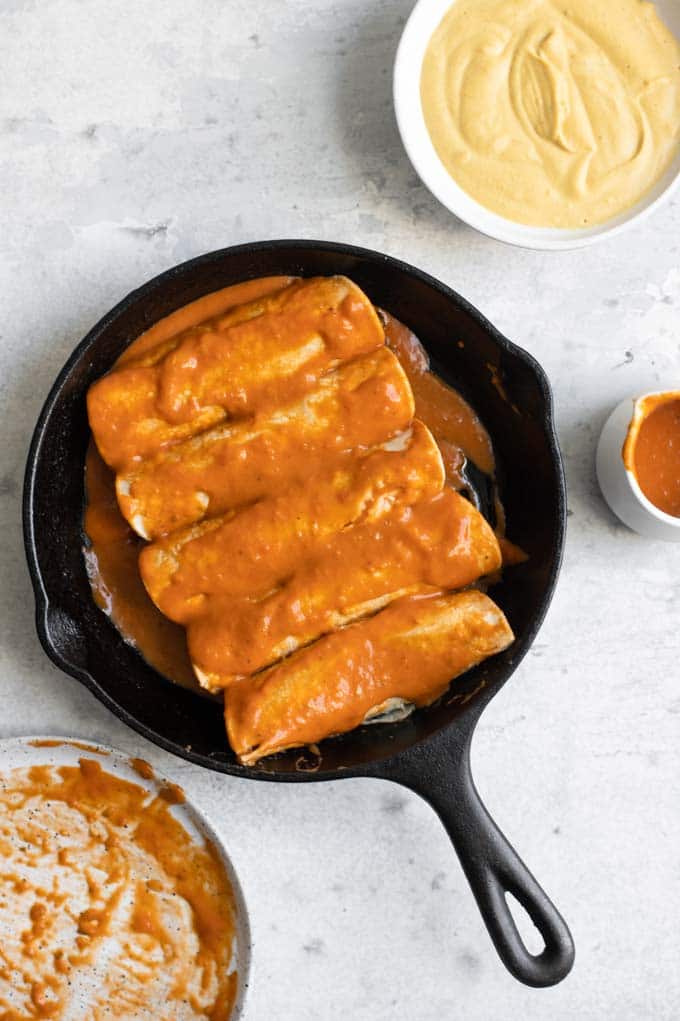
xmin=376 ymin=721 xmax=574 ymax=987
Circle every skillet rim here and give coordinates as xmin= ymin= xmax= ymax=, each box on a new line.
xmin=22 ymin=238 xmax=566 ymax=781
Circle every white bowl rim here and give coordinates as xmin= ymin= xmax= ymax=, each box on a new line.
xmin=393 ymin=0 xmax=680 ymax=251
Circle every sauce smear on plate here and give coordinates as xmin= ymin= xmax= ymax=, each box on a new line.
xmin=0 ymin=757 xmax=238 ymax=1019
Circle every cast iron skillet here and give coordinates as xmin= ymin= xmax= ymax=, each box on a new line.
xmin=24 ymin=240 xmax=574 ymax=987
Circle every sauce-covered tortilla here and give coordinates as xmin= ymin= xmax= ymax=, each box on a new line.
xmin=226 ymin=590 xmax=513 ymax=765
xmin=116 ymin=347 xmax=414 ymax=540
xmin=139 ymin=420 xmax=445 ymax=619
xmin=88 ymin=276 xmax=384 ymax=470
xmin=188 ymin=487 xmax=501 ymax=690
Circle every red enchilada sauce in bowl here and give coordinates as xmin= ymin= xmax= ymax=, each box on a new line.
xmin=623 ymin=392 xmax=680 ymax=517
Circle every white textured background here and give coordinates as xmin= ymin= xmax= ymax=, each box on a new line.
xmin=1 ymin=1 xmax=679 ymax=1018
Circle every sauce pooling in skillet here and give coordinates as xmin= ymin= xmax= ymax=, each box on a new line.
xmin=84 ymin=443 xmax=198 ymax=690
xmin=383 ymin=312 xmax=495 ymax=482
xmin=83 ymin=279 xmax=506 ymax=690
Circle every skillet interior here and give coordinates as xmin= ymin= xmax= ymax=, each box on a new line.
xmin=24 ymin=241 xmax=565 ymax=779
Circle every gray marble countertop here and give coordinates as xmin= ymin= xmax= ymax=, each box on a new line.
xmin=2 ymin=1 xmax=679 ymax=1018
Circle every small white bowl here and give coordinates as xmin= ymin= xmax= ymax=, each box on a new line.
xmin=393 ymin=0 xmax=680 ymax=251
xmin=596 ymin=392 xmax=680 ymax=542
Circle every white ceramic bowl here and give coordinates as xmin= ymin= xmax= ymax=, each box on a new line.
xmin=393 ymin=0 xmax=680 ymax=250
xmin=596 ymin=393 xmax=680 ymax=542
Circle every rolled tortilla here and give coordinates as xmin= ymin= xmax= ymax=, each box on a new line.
xmin=225 ymin=590 xmax=514 ymax=764
xmin=116 ymin=347 xmax=415 ymax=540
xmin=190 ymin=487 xmax=502 ymax=690
xmin=139 ymin=420 xmax=445 ymax=620
xmin=88 ymin=276 xmax=384 ymax=470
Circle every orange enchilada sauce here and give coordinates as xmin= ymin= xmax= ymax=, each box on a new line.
xmin=0 ymin=757 xmax=238 ymax=1020
xmin=83 ymin=280 xmax=517 ymax=688
xmin=623 ymin=394 xmax=680 ymax=517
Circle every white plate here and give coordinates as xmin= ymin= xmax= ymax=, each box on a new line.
xmin=393 ymin=0 xmax=680 ymax=250
xmin=0 ymin=735 xmax=250 ymax=1020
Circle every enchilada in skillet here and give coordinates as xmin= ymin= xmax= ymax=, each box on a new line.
xmin=84 ymin=275 xmax=516 ymax=762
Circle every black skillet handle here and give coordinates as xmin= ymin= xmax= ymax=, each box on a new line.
xmin=384 ymin=729 xmax=574 ymax=987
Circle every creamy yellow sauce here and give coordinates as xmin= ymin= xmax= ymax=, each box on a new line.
xmin=420 ymin=0 xmax=680 ymax=227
